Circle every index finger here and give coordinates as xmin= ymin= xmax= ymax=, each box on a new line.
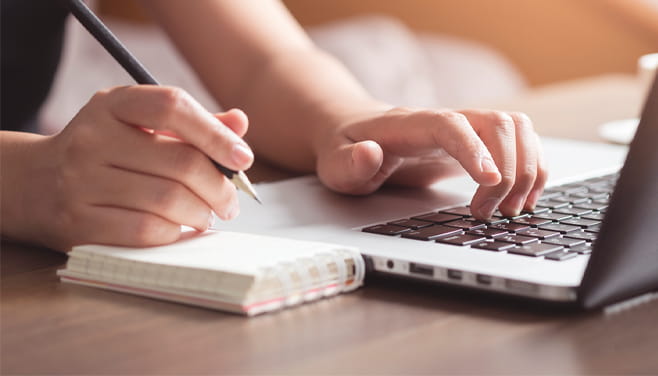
xmin=346 ymin=108 xmax=502 ymax=186
xmin=104 ymin=85 xmax=253 ymax=171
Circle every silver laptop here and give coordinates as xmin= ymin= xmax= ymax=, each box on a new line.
xmin=222 ymin=74 xmax=658 ymax=309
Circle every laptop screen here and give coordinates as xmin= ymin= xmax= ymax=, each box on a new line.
xmin=579 ymin=73 xmax=658 ymax=308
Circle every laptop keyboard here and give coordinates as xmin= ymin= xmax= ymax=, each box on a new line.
xmin=362 ymin=172 xmax=619 ymax=261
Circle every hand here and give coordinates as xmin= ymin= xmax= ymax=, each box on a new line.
xmin=315 ymin=107 xmax=548 ymax=219
xmin=2 ymin=85 xmax=253 ymax=251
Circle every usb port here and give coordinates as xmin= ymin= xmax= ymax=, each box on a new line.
xmin=447 ymin=269 xmax=462 ymax=280
xmin=476 ymin=274 xmax=492 ymax=285
xmin=409 ymin=263 xmax=434 ymax=277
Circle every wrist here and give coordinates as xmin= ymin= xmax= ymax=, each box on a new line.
xmin=0 ymin=132 xmax=58 ymax=248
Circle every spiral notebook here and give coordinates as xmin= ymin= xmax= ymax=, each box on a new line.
xmin=57 ymin=231 xmax=365 ymax=316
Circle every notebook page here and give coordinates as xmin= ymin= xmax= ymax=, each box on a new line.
xmin=71 ymin=231 xmax=355 ymax=277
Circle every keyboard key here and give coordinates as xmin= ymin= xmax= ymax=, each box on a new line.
xmin=553 ymin=207 xmax=593 ymax=216
xmin=522 ymin=206 xmax=550 ymax=215
xmin=467 ymin=227 xmax=508 ymax=238
xmin=437 ymin=234 xmax=486 ymax=246
xmin=493 ymin=211 xmax=529 ymax=220
xmin=573 ymin=192 xmax=609 ymax=201
xmin=539 ymin=191 xmax=564 ymax=200
xmin=574 ymin=202 xmax=608 ymax=211
xmin=533 ymin=212 xmax=573 ymax=222
xmin=508 ymin=243 xmax=564 ymax=257
xmin=444 ymin=219 xmax=486 ymax=231
xmin=496 ymin=234 xmax=538 ymax=245
xmin=536 ymin=200 xmax=570 ymax=209
xmin=362 ymin=224 xmax=410 ymax=236
xmin=544 ymin=250 xmax=579 ymax=261
xmin=387 ymin=218 xmax=434 ymax=229
xmin=542 ymin=237 xmax=586 ymax=248
xmin=489 ymin=222 xmax=530 ymax=233
xmin=581 ymin=212 xmax=605 ymax=221
xmin=470 ymin=216 xmax=509 ymax=225
xmin=471 ymin=240 xmax=516 ymax=252
xmin=570 ymin=191 xmax=607 ymax=200
xmin=564 ymin=231 xmax=598 ymax=242
xmin=561 ymin=218 xmax=601 ymax=228
xmin=411 ymin=212 xmax=463 ymax=224
xmin=584 ymin=224 xmax=602 ymax=233
xmin=517 ymin=228 xmax=561 ymax=239
xmin=569 ymin=243 xmax=593 ymax=254
xmin=511 ymin=217 xmax=552 ymax=227
xmin=401 ymin=225 xmax=462 ymax=241
xmin=589 ymin=187 xmax=613 ymax=195
xmin=539 ymin=223 xmax=581 ymax=234
xmin=439 ymin=206 xmax=472 ymax=216
xmin=551 ymin=195 xmax=589 ymax=204
xmin=557 ymin=185 xmax=588 ymax=194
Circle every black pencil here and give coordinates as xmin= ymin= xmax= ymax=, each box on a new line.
xmin=64 ymin=0 xmax=261 ymax=204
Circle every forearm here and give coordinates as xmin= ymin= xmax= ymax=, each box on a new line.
xmin=226 ymin=47 xmax=386 ymax=171
xmin=143 ymin=0 xmax=386 ymax=171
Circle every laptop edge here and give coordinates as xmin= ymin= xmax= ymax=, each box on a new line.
xmin=578 ymin=73 xmax=658 ymax=309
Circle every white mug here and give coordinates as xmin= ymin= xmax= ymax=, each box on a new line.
xmin=638 ymin=52 xmax=658 ymax=99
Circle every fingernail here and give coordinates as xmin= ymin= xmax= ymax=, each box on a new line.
xmin=224 ymin=200 xmax=240 ymax=220
xmin=478 ymin=197 xmax=499 ymax=219
xmin=207 ymin=212 xmax=216 ymax=230
xmin=232 ymin=143 xmax=253 ymax=166
xmin=480 ymin=157 xmax=498 ymax=174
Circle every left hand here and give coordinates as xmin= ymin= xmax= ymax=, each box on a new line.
xmin=315 ymin=106 xmax=548 ymax=220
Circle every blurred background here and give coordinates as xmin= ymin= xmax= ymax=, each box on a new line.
xmin=41 ymin=0 xmax=658 ymax=134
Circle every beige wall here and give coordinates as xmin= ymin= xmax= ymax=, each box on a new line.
xmin=100 ymin=0 xmax=658 ymax=86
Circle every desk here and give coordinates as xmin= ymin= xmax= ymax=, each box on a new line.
xmin=2 ymin=75 xmax=657 ymax=374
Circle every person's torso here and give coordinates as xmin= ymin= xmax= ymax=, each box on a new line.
xmin=1 ymin=0 xmax=69 ymax=132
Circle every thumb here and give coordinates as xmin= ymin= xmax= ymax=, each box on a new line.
xmin=214 ymin=109 xmax=249 ymax=138
xmin=318 ymin=140 xmax=386 ymax=195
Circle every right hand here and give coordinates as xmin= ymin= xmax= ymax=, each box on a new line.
xmin=9 ymin=85 xmax=253 ymax=251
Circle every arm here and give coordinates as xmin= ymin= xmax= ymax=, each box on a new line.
xmin=142 ymin=0 xmax=547 ymax=218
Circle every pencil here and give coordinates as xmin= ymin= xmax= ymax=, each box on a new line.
xmin=64 ymin=0 xmax=262 ymax=204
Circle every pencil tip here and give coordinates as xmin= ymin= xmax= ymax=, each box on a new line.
xmin=232 ymin=170 xmax=262 ymax=205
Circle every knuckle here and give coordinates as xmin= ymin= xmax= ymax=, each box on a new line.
xmin=155 ymin=87 xmax=191 ymax=121
xmin=490 ymin=111 xmax=515 ymax=130
xmin=510 ymin=112 xmax=535 ymax=133
xmin=431 ymin=112 xmax=472 ymax=154
xmin=436 ymin=111 xmax=468 ymax=125
xmin=510 ymin=111 xmax=533 ymax=125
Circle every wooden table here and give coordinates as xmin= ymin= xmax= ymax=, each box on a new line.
xmin=3 ymin=75 xmax=657 ymax=374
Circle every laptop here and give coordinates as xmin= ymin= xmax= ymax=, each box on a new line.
xmin=221 ymin=74 xmax=658 ymax=309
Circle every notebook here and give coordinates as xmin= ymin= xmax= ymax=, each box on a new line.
xmin=218 ymin=73 xmax=658 ymax=309
xmin=57 ymin=231 xmax=365 ymax=316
